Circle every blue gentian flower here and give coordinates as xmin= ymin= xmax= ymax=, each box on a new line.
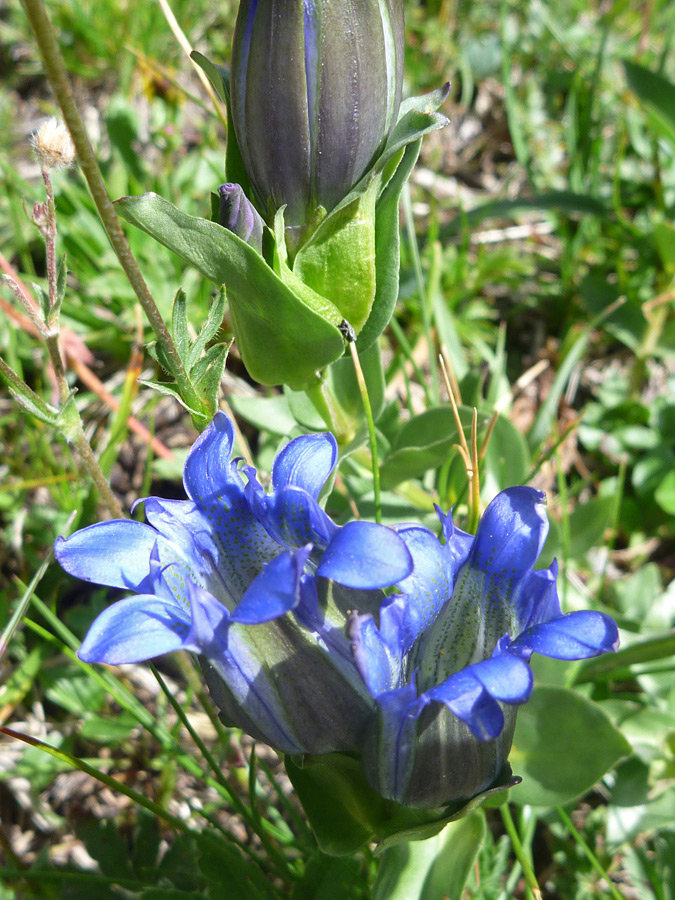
xmin=55 ymin=412 xmax=412 ymax=756
xmin=350 ymin=487 xmax=619 ymax=808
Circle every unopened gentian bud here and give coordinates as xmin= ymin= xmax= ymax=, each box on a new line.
xmin=218 ymin=182 xmax=264 ymax=252
xmin=231 ymin=0 xmax=405 ymax=228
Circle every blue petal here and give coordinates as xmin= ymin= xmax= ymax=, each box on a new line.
xmin=316 ymin=521 xmax=413 ymax=589
xmin=349 ymin=609 xmax=399 ymax=695
xmin=178 ymin=415 xmax=285 ymax=599
xmin=182 ymin=411 xmax=241 ymax=503
xmin=55 ymin=521 xmax=176 ymax=590
xmin=510 ymin=611 xmax=619 ymax=660
xmin=515 ymin=560 xmax=561 ymax=633
xmin=427 ymin=654 xmax=532 ymax=740
xmin=435 ymin=505 xmax=474 ymax=571
xmin=232 ymin=547 xmax=311 ymax=624
xmin=364 ymin=681 xmax=420 ymax=800
xmin=78 ymin=594 xmax=190 ymax=664
xmin=469 ymin=486 xmax=548 ymax=576
xmin=263 ymin=486 xmax=338 ymax=548
xmin=271 ymin=432 xmax=337 ymax=498
xmin=396 ymin=524 xmax=454 ymax=641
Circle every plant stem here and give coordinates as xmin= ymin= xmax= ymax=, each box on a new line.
xmin=305 ymin=378 xmax=354 ymax=446
xmin=349 ymin=342 xmax=381 ymax=524
xmin=556 ymin=807 xmax=625 ymax=900
xmin=21 ymin=0 xmax=200 ymax=412
xmin=500 ymin=805 xmax=542 ymax=900
xmin=69 ymin=425 xmax=125 ymax=517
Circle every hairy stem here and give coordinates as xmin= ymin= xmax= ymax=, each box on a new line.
xmin=21 ymin=0 xmax=200 ymax=411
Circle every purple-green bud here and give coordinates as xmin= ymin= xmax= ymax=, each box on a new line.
xmin=218 ymin=182 xmax=264 ymax=252
xmin=230 ymin=0 xmax=405 ymax=228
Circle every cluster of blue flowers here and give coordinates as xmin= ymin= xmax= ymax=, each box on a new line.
xmin=56 ymin=412 xmax=618 ymax=810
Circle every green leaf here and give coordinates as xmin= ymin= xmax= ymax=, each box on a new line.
xmin=510 ymin=686 xmax=631 ymax=807
xmin=655 ymin=469 xmax=675 ymax=514
xmin=576 ymin=632 xmax=675 ymax=683
xmin=196 ymin=830 xmax=275 ymax=900
xmin=624 ymin=59 xmax=675 ymax=149
xmin=43 ymin=670 xmax=105 ymax=715
xmin=653 ymin=217 xmax=675 ymax=276
xmin=32 ymin=281 xmax=50 ymax=322
xmin=482 ymin=414 xmax=530 ymax=493
xmin=358 ymin=140 xmax=422 ymax=351
xmin=289 ymin=854 xmax=362 ymax=900
xmin=285 ymin=753 xmax=385 ymax=855
xmin=567 ymin=495 xmax=614 ymax=558
xmin=380 ymin=406 xmax=476 ymax=490
xmin=80 ymin=819 xmax=133 ymax=879
xmin=607 ymin=785 xmax=675 ymax=848
xmin=286 ymin=752 xmax=517 ymax=857
xmin=187 ymin=288 xmax=227 ymax=369
xmin=373 ymin=813 xmax=486 ymax=900
xmin=54 ymin=252 xmax=68 ymax=319
xmin=116 ymin=192 xmax=345 ymax=388
xmin=171 ymin=289 xmax=190 ymax=363
xmin=328 ymin=341 xmax=386 ymax=424
xmin=5 ymin=382 xmax=59 ymax=425
xmin=193 ymin=343 xmax=229 ymax=417
xmin=294 ymin=176 xmax=379 ymax=332
xmin=229 ymin=393 xmax=297 ymax=436
xmin=138 ymin=379 xmax=203 ymax=416
xmin=0 ymin=648 xmax=44 ymax=710
xmin=79 ymin=711 xmax=139 ymax=743
xmin=441 ymin=191 xmax=607 ymax=237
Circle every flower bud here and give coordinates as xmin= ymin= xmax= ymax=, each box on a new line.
xmin=230 ymin=0 xmax=405 ymax=228
xmin=218 ymin=182 xmax=264 ymax=252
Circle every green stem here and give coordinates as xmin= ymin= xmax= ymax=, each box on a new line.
xmin=556 ymin=807 xmax=625 ymax=900
xmin=69 ymin=424 xmax=125 ymax=517
xmin=305 ymin=378 xmax=354 ymax=445
xmin=20 ymin=0 xmax=200 ymax=412
xmin=500 ymin=805 xmax=542 ymax=900
xmin=349 ymin=342 xmax=381 ymax=524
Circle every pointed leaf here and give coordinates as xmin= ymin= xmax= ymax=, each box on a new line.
xmin=54 ymin=252 xmax=68 ymax=319
xmin=358 ymin=139 xmax=422 ymax=350
xmin=624 ymin=59 xmax=675 ymax=149
xmin=187 ymin=288 xmax=227 ymax=369
xmin=171 ymin=289 xmax=190 ymax=363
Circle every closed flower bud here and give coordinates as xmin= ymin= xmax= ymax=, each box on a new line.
xmin=230 ymin=0 xmax=405 ymax=228
xmin=218 ymin=182 xmax=264 ymax=252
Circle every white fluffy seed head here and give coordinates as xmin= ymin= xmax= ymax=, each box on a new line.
xmin=31 ymin=118 xmax=76 ymax=170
